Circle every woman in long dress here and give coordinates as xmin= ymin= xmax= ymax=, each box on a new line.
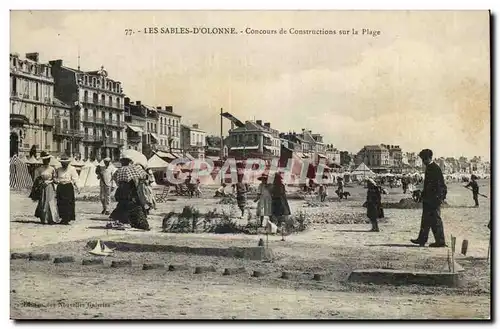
xmin=365 ymin=178 xmax=382 ymax=232
xmin=136 ymin=165 xmax=156 ymax=215
xmin=30 ymin=151 xmax=60 ymax=224
xmin=254 ymin=175 xmax=272 ymax=226
xmin=271 ymin=173 xmax=291 ymax=241
xmin=55 ymin=155 xmax=80 ymax=224
xmin=109 ymin=155 xmax=150 ymax=231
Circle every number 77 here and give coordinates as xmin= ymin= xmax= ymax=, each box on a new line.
xmin=125 ymin=29 xmax=132 ymax=35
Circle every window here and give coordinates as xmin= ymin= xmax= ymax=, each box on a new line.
xmin=101 ymin=95 xmax=105 ymax=105
xmin=116 ymin=98 xmax=121 ymax=109
xmin=44 ymin=132 xmax=48 ymax=147
xmin=84 ymin=127 xmax=88 ymax=135
xmin=35 ymin=82 xmax=39 ymax=99
xmin=84 ymin=91 xmax=88 ymax=102
xmin=109 ymin=112 xmax=113 ymax=122
xmin=168 ymin=127 xmax=171 ymax=136
xmin=93 ymin=92 xmax=98 ymax=103
xmin=84 ymin=146 xmax=88 ymax=159
xmin=63 ymin=119 xmax=68 ymax=130
xmin=168 ymin=119 xmax=171 ymax=125
xmin=109 ymin=96 xmax=112 ymax=107
xmin=34 ymin=106 xmax=38 ymax=121
xmin=11 ymin=76 xmax=17 ymax=96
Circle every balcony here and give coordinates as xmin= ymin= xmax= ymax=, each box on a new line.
xmin=42 ymin=119 xmax=54 ymax=127
xmin=10 ymin=113 xmax=29 ymax=126
xmin=53 ymin=127 xmax=83 ymax=138
xmin=82 ymin=135 xmax=104 ymax=144
xmin=103 ymin=138 xmax=125 ymax=146
xmin=127 ymin=135 xmax=142 ymax=144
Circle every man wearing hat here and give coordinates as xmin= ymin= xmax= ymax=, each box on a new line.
xmin=465 ymin=174 xmax=480 ymax=207
xmin=411 ymin=149 xmax=448 ymax=247
xmin=96 ymin=157 xmax=115 ymax=215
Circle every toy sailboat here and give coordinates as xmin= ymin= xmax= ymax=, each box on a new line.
xmin=89 ymin=239 xmax=115 ymax=256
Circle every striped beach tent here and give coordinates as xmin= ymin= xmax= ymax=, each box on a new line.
xmin=10 ymin=155 xmax=33 ymax=189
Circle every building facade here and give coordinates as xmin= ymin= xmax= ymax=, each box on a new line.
xmin=50 ymin=60 xmax=126 ymax=161
xmin=181 ymin=124 xmax=206 ymax=159
xmin=325 ymin=144 xmax=341 ymax=165
xmin=10 ymin=53 xmax=56 ymax=157
xmin=227 ymin=120 xmax=280 ymax=160
xmin=157 ymin=106 xmax=181 ymax=152
xmin=355 ymin=145 xmax=391 ymax=172
xmin=382 ymin=144 xmax=403 ymax=173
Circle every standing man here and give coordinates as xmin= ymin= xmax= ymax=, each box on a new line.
xmin=411 ymin=149 xmax=448 ymax=247
xmin=96 ymin=157 xmax=115 ymax=215
xmin=465 ymin=174 xmax=480 ymax=207
xmin=402 ymin=174 xmax=408 ymax=194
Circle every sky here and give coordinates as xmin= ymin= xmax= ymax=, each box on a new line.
xmin=10 ymin=10 xmax=491 ymax=159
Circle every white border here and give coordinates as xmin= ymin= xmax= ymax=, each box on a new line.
xmin=2 ymin=1 xmax=497 ymax=328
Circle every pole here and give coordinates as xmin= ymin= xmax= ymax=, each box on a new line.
xmin=220 ymin=108 xmax=223 ymax=184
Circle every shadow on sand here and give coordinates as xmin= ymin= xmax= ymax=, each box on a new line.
xmin=335 ymin=229 xmax=374 ymax=233
xmin=365 ymin=243 xmax=422 ymax=248
xmin=11 ymin=220 xmax=45 ymax=225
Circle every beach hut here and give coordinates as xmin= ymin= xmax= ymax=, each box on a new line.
xmin=10 ymin=155 xmax=33 ymax=189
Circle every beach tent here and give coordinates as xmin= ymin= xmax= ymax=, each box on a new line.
xmin=78 ymin=162 xmax=100 ymax=188
xmin=350 ymin=163 xmax=376 ymax=180
xmin=147 ymin=154 xmax=169 ymax=170
xmin=10 ymin=155 xmax=33 ymax=189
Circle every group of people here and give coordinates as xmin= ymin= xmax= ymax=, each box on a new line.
xmin=29 ymin=151 xmax=157 ymax=231
xmin=29 ymin=152 xmax=79 ymax=225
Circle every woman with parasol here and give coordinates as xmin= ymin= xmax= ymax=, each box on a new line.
xmin=109 ymin=150 xmax=150 ymax=230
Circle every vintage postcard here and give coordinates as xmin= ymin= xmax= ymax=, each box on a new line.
xmin=9 ymin=10 xmax=490 ymax=320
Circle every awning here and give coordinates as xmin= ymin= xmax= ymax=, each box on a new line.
xmin=231 ymin=146 xmax=259 ymax=151
xmin=262 ymin=132 xmax=273 ymax=139
xmin=155 ymin=150 xmax=177 ymax=160
xmin=318 ymin=154 xmax=327 ymax=159
xmin=127 ymin=125 xmax=143 ymax=133
xmin=185 ymin=153 xmax=195 ymax=160
xmin=150 ymin=133 xmax=158 ymax=141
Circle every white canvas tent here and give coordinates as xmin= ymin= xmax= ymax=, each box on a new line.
xmin=350 ymin=163 xmax=376 ymax=180
xmin=78 ymin=162 xmax=100 ymax=188
xmin=147 ymin=154 xmax=169 ymax=170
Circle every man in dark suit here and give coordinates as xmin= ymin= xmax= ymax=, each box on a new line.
xmin=411 ymin=149 xmax=448 ymax=247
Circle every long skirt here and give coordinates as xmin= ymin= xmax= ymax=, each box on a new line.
xmin=110 ymin=200 xmax=149 ymax=230
xmin=271 ymin=196 xmax=291 ymax=217
xmin=236 ymin=194 xmax=246 ymax=210
xmin=56 ymin=183 xmax=76 ymax=223
xmin=256 ymin=196 xmax=272 ymax=217
xmin=35 ymin=184 xmax=61 ymax=224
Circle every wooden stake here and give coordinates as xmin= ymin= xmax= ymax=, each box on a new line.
xmin=461 ymin=239 xmax=469 ymax=256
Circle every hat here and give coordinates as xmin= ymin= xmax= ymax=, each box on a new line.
xmin=40 ymin=151 xmax=51 ymax=160
xmin=366 ymin=178 xmax=377 ymax=186
xmin=418 ymin=149 xmax=433 ymax=159
xmin=103 ymin=157 xmax=111 ymax=162
xmin=60 ymin=155 xmax=71 ymax=163
xmin=257 ymin=174 xmax=268 ymax=181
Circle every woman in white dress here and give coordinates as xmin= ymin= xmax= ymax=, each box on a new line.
xmin=254 ymin=175 xmax=272 ymax=226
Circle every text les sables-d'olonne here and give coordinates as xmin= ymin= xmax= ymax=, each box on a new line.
xmin=126 ymin=27 xmax=381 ymax=37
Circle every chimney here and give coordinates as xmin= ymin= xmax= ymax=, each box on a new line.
xmin=264 ymin=122 xmax=270 ymax=128
xmin=49 ymin=59 xmax=63 ymax=67
xmin=165 ymin=106 xmax=173 ymax=113
xmin=193 ymin=124 xmax=199 ymax=129
xmin=26 ymin=52 xmax=39 ymax=62
xmin=124 ymin=97 xmax=130 ymax=105
xmin=256 ymin=120 xmax=262 ymax=126
xmin=136 ymin=101 xmax=142 ymax=106
xmin=156 ymin=106 xmax=162 ymax=110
